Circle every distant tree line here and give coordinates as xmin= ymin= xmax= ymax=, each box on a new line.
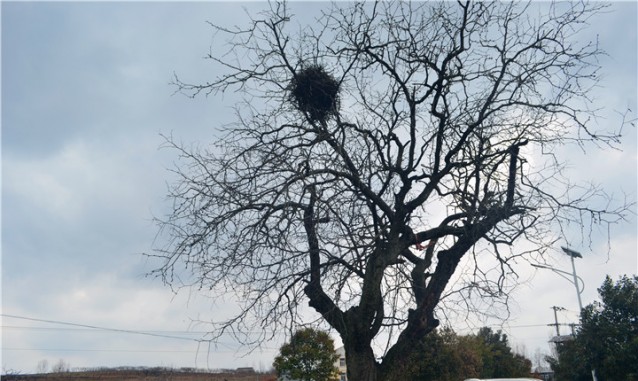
xmin=2 ymin=366 xmax=276 ymax=381
xmin=30 ymin=364 xmax=267 ymax=375
xmin=34 ymin=359 xmax=70 ymax=374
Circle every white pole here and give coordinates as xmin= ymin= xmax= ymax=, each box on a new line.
xmin=563 ymin=246 xmax=596 ymax=381
xmin=570 ymin=255 xmax=584 ymax=312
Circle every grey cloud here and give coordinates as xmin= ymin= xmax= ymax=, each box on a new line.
xmin=2 ymin=1 xmax=636 ymax=374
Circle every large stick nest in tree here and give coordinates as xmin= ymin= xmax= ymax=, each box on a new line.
xmin=289 ymin=65 xmax=340 ymax=123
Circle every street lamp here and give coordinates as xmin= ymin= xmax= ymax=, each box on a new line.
xmin=532 ymin=246 xmax=596 ymax=381
xmin=530 ymin=263 xmax=584 ymax=313
xmin=561 ymin=246 xmax=584 ymax=312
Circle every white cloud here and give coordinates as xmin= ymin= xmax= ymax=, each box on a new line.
xmin=6 ymin=140 xmax=109 ymax=222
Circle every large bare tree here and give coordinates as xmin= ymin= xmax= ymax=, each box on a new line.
xmin=152 ymin=2 xmax=631 ymax=380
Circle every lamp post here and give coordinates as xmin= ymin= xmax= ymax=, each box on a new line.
xmin=530 ymin=263 xmax=584 ymax=313
xmin=532 ymin=246 xmax=596 ymax=381
xmin=560 ymin=246 xmax=584 ymax=312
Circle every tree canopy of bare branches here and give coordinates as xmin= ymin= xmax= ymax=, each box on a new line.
xmin=153 ymin=2 xmax=631 ymax=380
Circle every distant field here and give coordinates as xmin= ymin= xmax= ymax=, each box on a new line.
xmin=0 ymin=369 xmax=277 ymax=381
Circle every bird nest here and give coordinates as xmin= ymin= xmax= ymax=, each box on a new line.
xmin=289 ymin=65 xmax=340 ymax=123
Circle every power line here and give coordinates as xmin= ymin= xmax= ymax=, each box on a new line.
xmin=1 ymin=325 xmax=207 ymax=335
xmin=453 ymin=323 xmax=551 ymax=334
xmin=1 ymin=314 xmax=199 ymax=342
xmin=1 ymin=314 xmax=280 ymax=353
xmin=3 ymin=348 xmax=200 ymax=353
xmin=500 ymin=324 xmax=551 ymax=329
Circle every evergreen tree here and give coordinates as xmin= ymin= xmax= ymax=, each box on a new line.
xmin=273 ymin=328 xmax=340 ymax=381
xmin=408 ymin=327 xmax=531 ymax=381
xmin=550 ymin=275 xmax=638 ymax=381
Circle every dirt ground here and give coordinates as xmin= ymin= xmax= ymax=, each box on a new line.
xmin=0 ymin=369 xmax=277 ymax=381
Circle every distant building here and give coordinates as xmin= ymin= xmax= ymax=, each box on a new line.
xmin=549 ymin=335 xmax=573 ymax=344
xmin=335 ymin=346 xmax=347 ymax=381
xmin=533 ymin=366 xmax=555 ymax=381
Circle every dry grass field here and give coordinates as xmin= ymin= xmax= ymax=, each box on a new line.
xmin=1 ymin=368 xmax=277 ymax=381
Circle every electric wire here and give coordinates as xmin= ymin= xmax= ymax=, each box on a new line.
xmin=1 ymin=314 xmax=201 ymax=342
xmin=1 ymin=314 xmax=280 ymax=354
xmin=2 ymin=313 xmax=552 ymax=355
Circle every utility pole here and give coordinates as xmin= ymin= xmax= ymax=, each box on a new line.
xmin=549 ymin=306 xmax=565 ymax=336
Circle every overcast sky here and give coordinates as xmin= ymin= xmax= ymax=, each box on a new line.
xmin=2 ymin=1 xmax=637 ymax=375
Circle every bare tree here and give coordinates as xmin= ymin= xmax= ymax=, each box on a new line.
xmin=152 ymin=2 xmax=631 ymax=380
xmin=51 ymin=359 xmax=69 ymax=373
xmin=36 ymin=359 xmax=49 ymax=374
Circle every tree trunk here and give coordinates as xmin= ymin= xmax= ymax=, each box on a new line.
xmin=344 ymin=342 xmax=378 ymax=381
xmin=345 ymin=339 xmax=427 ymax=381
